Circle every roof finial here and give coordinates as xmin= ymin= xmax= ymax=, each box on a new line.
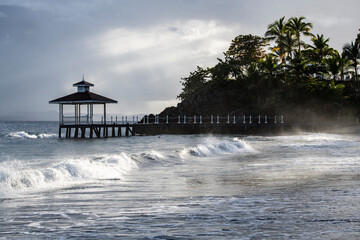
xmin=82 ymin=74 xmax=85 ymax=81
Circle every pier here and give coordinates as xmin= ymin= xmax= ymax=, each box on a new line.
xmin=50 ymin=77 xmax=287 ymax=139
xmin=56 ymin=114 xmax=287 ymax=138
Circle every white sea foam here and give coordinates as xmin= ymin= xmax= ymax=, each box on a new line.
xmin=179 ymin=137 xmax=254 ymax=158
xmin=0 ymin=153 xmax=138 ymax=196
xmin=6 ymin=131 xmax=57 ymax=139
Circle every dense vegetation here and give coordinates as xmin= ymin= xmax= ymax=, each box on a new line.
xmin=161 ymin=17 xmax=360 ymax=124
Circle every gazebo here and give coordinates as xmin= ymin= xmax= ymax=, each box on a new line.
xmin=49 ymin=76 xmax=117 ymax=126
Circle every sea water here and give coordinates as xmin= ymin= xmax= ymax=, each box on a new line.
xmin=0 ymin=121 xmax=360 ymax=239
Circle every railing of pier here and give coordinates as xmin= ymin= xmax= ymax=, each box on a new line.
xmin=102 ymin=114 xmax=285 ymax=125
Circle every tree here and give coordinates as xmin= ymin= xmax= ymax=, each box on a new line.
xmin=308 ymin=34 xmax=332 ymax=62
xmin=177 ymin=66 xmax=208 ymax=101
xmin=281 ymin=31 xmax=298 ymax=60
xmin=265 ymin=16 xmax=288 ymax=63
xmin=343 ymin=41 xmax=360 ymax=99
xmin=325 ymin=52 xmax=351 ymax=81
xmin=343 ymin=41 xmax=360 ymax=81
xmin=286 ymin=16 xmax=313 ymax=52
xmin=225 ymin=34 xmax=268 ymax=75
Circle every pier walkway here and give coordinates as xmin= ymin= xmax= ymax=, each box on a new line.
xmin=58 ymin=115 xmax=287 ymax=138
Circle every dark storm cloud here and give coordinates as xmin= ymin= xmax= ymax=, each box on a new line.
xmin=0 ymin=0 xmax=359 ymax=119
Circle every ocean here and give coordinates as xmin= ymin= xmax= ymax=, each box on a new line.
xmin=0 ymin=121 xmax=360 ymax=239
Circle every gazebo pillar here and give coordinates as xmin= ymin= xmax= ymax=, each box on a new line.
xmin=104 ymin=103 xmax=106 ymax=125
xmin=74 ymin=104 xmax=77 ymax=124
xmin=59 ymin=104 xmax=64 ymax=125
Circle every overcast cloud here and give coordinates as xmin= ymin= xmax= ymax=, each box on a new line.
xmin=0 ymin=0 xmax=359 ymax=120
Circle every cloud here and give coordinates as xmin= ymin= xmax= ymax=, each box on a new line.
xmin=1 ymin=0 xmax=360 ymax=120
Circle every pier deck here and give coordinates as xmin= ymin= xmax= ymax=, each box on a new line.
xmin=58 ymin=118 xmax=288 ymax=138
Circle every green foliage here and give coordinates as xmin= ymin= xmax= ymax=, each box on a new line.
xmin=174 ymin=16 xmax=360 ymax=119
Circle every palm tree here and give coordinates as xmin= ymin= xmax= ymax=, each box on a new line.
xmin=343 ymin=41 xmax=360 ymax=99
xmin=281 ymin=31 xmax=298 ymax=60
xmin=325 ymin=52 xmax=351 ymax=81
xmin=265 ymin=16 xmax=288 ymax=63
xmin=308 ymin=34 xmax=331 ymax=62
xmin=286 ymin=16 xmax=313 ymax=52
xmin=343 ymin=41 xmax=360 ymax=81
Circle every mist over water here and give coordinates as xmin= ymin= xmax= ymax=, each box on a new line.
xmin=1 ymin=121 xmax=360 ymax=239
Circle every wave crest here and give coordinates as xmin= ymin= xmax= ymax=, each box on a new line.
xmin=179 ymin=137 xmax=253 ymax=158
xmin=0 ymin=153 xmax=138 ymax=196
xmin=6 ymin=131 xmax=57 ymax=139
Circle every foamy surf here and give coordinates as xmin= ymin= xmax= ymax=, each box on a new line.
xmin=6 ymin=131 xmax=57 ymax=139
xmin=0 ymin=153 xmax=138 ymax=197
xmin=179 ymin=137 xmax=254 ymax=158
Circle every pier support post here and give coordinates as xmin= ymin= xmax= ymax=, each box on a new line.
xmin=74 ymin=128 xmax=79 ymax=138
xmin=265 ymin=115 xmax=268 ymax=124
xmin=200 ymin=116 xmax=202 ymax=124
xmin=243 ymin=115 xmax=246 ymax=124
xmin=184 ymin=115 xmax=186 ymax=124
xmin=233 ymin=116 xmax=236 ymax=124
xmin=274 ymin=116 xmax=277 ymax=124
xmin=211 ymin=115 xmax=213 ymax=124
xmin=118 ymin=126 xmax=121 ymax=137
xmin=194 ymin=115 xmax=196 ymax=124
xmin=59 ymin=127 xmax=62 ymax=138
xmin=281 ymin=115 xmax=284 ymax=124
xmin=217 ymin=116 xmax=219 ymax=124
xmin=81 ymin=128 xmax=86 ymax=138
xmin=249 ymin=116 xmax=252 ymax=124
xmin=258 ymin=115 xmax=261 ymax=124
xmin=166 ymin=115 xmax=169 ymax=124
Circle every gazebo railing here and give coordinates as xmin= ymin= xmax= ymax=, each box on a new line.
xmin=63 ymin=116 xmax=90 ymax=125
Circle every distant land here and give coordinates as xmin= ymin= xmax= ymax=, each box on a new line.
xmin=159 ymin=16 xmax=360 ymax=126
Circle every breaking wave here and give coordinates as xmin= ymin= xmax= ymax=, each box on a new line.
xmin=179 ymin=137 xmax=254 ymax=158
xmin=0 ymin=153 xmax=138 ymax=197
xmin=6 ymin=131 xmax=57 ymax=139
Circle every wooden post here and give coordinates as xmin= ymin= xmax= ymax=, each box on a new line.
xmin=233 ymin=115 xmax=236 ymax=124
xmin=211 ymin=115 xmax=213 ymax=124
xmin=74 ymin=128 xmax=79 ymax=138
xmin=126 ymin=124 xmax=129 ymax=136
xmin=265 ymin=115 xmax=268 ymax=124
xmin=118 ymin=126 xmax=121 ymax=136
xmin=249 ymin=116 xmax=252 ymax=124
xmin=243 ymin=115 xmax=246 ymax=124
xmin=81 ymin=128 xmax=86 ymax=138
xmin=59 ymin=127 xmax=62 ymax=138
xmin=274 ymin=116 xmax=277 ymax=124
xmin=90 ymin=127 xmax=93 ymax=138
xmin=227 ymin=115 xmax=230 ymax=124
xmin=74 ymin=104 xmax=77 ymax=125
xmin=104 ymin=103 xmax=106 ymax=125
xmin=258 ymin=115 xmax=261 ymax=124
xmin=184 ymin=115 xmax=186 ymax=124
xmin=178 ymin=115 xmax=180 ymax=124
xmin=217 ymin=116 xmax=219 ymax=124
xmin=166 ymin=115 xmax=169 ymax=124
xmin=200 ymin=116 xmax=202 ymax=124
xmin=194 ymin=115 xmax=196 ymax=124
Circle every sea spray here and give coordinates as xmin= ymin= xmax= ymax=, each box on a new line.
xmin=6 ymin=131 xmax=57 ymax=139
xmin=0 ymin=153 xmax=138 ymax=197
xmin=179 ymin=137 xmax=254 ymax=158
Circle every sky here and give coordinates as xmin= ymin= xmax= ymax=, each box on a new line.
xmin=0 ymin=0 xmax=359 ymax=120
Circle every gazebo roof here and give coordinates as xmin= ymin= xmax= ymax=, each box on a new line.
xmin=49 ymin=91 xmax=117 ymax=104
xmin=73 ymin=79 xmax=94 ymax=87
